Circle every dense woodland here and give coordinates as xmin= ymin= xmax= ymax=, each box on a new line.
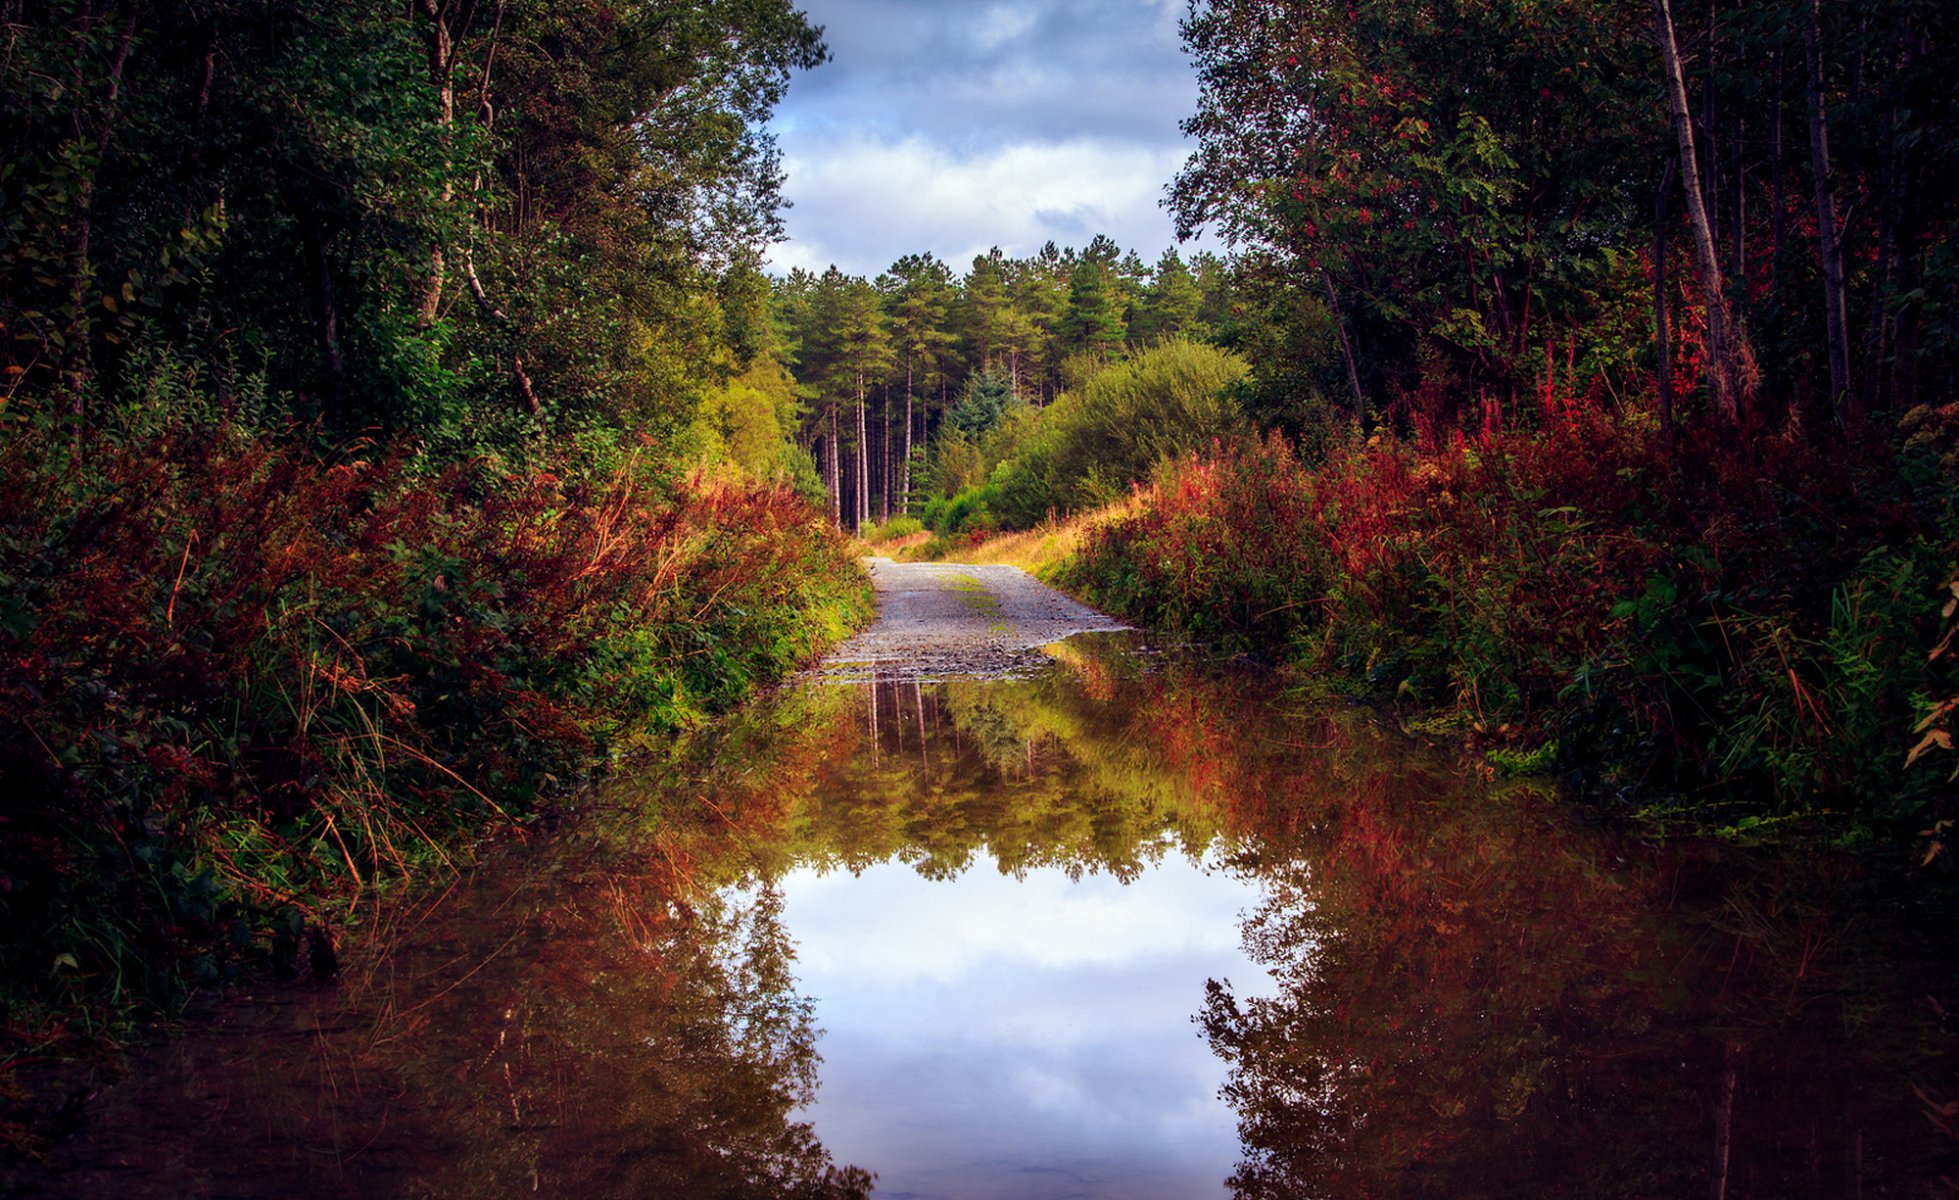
xmin=3 ymin=0 xmax=1959 ymax=1115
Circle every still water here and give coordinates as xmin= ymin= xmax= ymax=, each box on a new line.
xmin=21 ymin=634 xmax=1958 ymax=1198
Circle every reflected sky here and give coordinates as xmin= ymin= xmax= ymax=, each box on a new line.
xmin=774 ymin=847 xmax=1274 ymax=1200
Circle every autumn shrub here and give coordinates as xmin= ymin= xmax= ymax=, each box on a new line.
xmin=0 ymin=413 xmax=867 ymax=1032
xmin=1057 ymin=414 xmax=1956 ymax=845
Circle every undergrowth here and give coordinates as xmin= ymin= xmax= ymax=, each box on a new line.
xmin=0 ymin=411 xmax=868 ymax=1052
xmin=1055 ymin=413 xmax=1959 ymax=855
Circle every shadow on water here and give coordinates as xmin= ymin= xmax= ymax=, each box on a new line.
xmin=12 ymin=632 xmax=1958 ymax=1197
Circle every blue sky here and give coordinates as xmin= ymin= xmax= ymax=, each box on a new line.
xmin=763 ymin=0 xmax=1221 ymax=278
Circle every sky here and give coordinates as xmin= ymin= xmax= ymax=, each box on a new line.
xmin=762 ymin=0 xmax=1221 ymax=279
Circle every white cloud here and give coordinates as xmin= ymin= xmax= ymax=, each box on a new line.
xmin=762 ymin=0 xmax=1225 ymax=278
xmin=766 ymin=134 xmax=1201 ymax=277
xmin=766 ymin=850 xmax=1274 ymax=1199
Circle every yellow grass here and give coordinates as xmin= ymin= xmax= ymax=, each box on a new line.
xmin=859 ymin=497 xmax=1142 ymax=577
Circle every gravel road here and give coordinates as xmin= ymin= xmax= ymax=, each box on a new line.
xmin=810 ymin=557 xmax=1129 ymax=681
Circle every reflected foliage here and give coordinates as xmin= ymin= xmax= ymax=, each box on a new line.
xmin=21 ymin=636 xmax=1957 ymax=1196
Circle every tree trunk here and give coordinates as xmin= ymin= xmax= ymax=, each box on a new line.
xmin=1322 ymin=269 xmax=1366 ymax=424
xmin=855 ymin=377 xmax=869 ymax=531
xmin=305 ymin=228 xmax=348 ymax=426
xmin=1805 ymin=0 xmax=1853 ymax=421
xmin=59 ymin=4 xmax=140 ymax=420
xmin=901 ymin=359 xmax=915 ymax=518
xmin=1771 ymin=44 xmax=1787 ymax=292
xmin=1655 ymin=0 xmax=1747 ymax=426
xmin=1733 ymin=119 xmax=1746 ymax=285
xmin=826 ymin=411 xmax=841 ymax=528
xmin=419 ymin=0 xmax=458 ymax=326
xmin=1862 ymin=21 xmax=1907 ymax=412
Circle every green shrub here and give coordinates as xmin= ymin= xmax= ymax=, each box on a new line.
xmin=988 ymin=339 xmax=1250 ymax=529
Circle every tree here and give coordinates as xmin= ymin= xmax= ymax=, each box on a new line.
xmin=802 ymin=269 xmax=892 ymax=530
xmin=879 ymin=253 xmax=957 ymax=517
xmin=1175 ymin=0 xmax=1658 ymax=425
xmin=1129 ymin=249 xmax=1205 ymax=346
xmin=1060 ymin=235 xmax=1127 ymax=361
xmin=0 ymin=0 xmax=828 ymax=442
xmin=958 ymin=248 xmax=1015 ymax=375
xmin=1653 ymin=0 xmax=1754 ymax=426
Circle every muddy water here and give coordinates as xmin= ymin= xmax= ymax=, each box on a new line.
xmin=15 ymin=634 xmax=1958 ymax=1198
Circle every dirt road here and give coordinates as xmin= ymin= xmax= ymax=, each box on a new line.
xmin=811 ymin=557 xmax=1129 ymax=681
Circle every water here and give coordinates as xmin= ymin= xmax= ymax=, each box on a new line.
xmin=777 ymin=853 xmax=1262 ymax=1199
xmin=13 ymin=634 xmax=1956 ymax=1198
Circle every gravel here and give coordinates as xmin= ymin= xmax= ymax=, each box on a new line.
xmin=807 ymin=557 xmax=1131 ymax=682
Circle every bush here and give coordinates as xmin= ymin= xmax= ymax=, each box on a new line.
xmin=1057 ymin=416 xmax=1957 ymax=846
xmin=989 ymin=339 xmax=1250 ymax=529
xmin=919 ymin=487 xmax=998 ymax=536
xmin=862 ymin=515 xmax=925 ymax=542
xmin=0 ymin=413 xmax=868 ymax=1030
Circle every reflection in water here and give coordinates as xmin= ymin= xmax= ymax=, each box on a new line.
xmin=780 ymin=856 xmax=1262 ymax=1200
xmin=20 ymin=633 xmax=1958 ymax=1198
xmin=28 ymin=826 xmax=873 ymax=1199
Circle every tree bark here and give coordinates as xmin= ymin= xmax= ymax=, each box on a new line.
xmin=305 ymin=228 xmax=348 ymax=426
xmin=1771 ymin=44 xmax=1787 ymax=291
xmin=59 ymin=3 xmax=140 ymax=420
xmin=1655 ymin=0 xmax=1748 ymax=426
xmin=463 ymin=249 xmax=539 ymax=418
xmin=419 ymin=0 xmax=458 ymax=326
xmin=825 ymin=410 xmax=841 ymax=527
xmin=901 ymin=359 xmax=915 ymax=518
xmin=855 ymin=376 xmax=869 ymax=531
xmin=1805 ymin=0 xmax=1853 ymax=421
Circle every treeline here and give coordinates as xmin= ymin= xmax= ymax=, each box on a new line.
xmin=1174 ymin=0 xmax=1959 ymax=436
xmin=762 ymin=238 xmax=1245 ymax=530
xmin=0 ymin=0 xmax=865 ymax=1043
xmin=1 ymin=0 xmax=828 ymax=439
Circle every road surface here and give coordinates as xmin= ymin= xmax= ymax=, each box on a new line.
xmin=811 ymin=557 xmax=1128 ymax=681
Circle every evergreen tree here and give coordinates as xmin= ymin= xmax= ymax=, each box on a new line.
xmin=879 ymin=254 xmax=958 ymax=516
xmin=1131 ymin=249 xmax=1205 ymax=346
xmin=1061 ymin=236 xmax=1128 ymax=361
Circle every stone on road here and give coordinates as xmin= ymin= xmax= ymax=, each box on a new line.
xmin=812 ymin=557 xmax=1129 ymax=681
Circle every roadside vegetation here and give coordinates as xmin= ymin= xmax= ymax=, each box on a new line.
xmin=7 ymin=0 xmax=1959 ymax=1139
xmin=0 ymin=0 xmax=862 ymax=1072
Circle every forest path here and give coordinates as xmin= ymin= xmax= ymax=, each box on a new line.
xmin=810 ymin=557 xmax=1129 ymax=681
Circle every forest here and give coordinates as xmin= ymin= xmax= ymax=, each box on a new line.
xmin=3 ymin=0 xmax=1959 ymax=1124
xmin=767 ymin=0 xmax=1959 ymax=864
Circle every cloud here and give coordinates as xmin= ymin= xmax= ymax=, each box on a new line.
xmin=764 ymin=0 xmax=1218 ymax=277
xmin=766 ymin=134 xmax=1196 ymax=276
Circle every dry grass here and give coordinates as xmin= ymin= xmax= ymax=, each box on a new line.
xmin=919 ymin=498 xmax=1143 ymax=577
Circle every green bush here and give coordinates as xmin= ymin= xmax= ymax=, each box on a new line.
xmin=989 ymin=339 xmax=1250 ymax=529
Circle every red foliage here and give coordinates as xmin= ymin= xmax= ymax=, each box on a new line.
xmin=0 ymin=422 xmax=861 ymax=1013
